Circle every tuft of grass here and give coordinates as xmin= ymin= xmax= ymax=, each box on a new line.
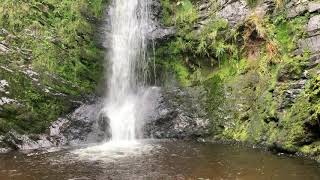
xmin=246 ymin=0 xmax=259 ymax=8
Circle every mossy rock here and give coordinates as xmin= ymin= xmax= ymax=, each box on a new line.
xmin=277 ymin=61 xmax=304 ymax=82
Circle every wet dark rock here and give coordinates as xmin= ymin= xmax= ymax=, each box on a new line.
xmin=193 ymin=0 xmax=213 ymax=30
xmin=277 ymin=65 xmax=302 ymax=82
xmin=1 ymin=85 xmax=213 ymax=151
xmin=275 ymin=79 xmax=308 ymax=111
xmin=268 ymin=142 xmax=297 ymax=154
xmin=52 ymin=99 xmax=113 ymax=145
xmin=199 ymin=1 xmax=212 ymax=11
xmin=0 ymin=96 xmax=109 ymax=151
xmin=97 ymin=113 xmax=111 ymax=140
xmin=62 ymin=102 xmax=102 ymax=143
xmin=144 ymin=87 xmax=211 ymax=139
xmin=3 ymin=130 xmax=41 ymax=150
xmin=0 ymin=135 xmax=11 ymax=153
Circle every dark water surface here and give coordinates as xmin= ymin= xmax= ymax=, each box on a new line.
xmin=0 ymin=140 xmax=319 ymax=180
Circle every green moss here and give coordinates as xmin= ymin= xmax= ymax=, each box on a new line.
xmin=300 ymin=141 xmax=320 ymax=156
xmin=0 ymin=0 xmax=107 ymax=135
xmin=169 ymin=60 xmax=192 ymax=87
xmin=246 ymin=0 xmax=259 ymax=8
xmin=156 ymin=0 xmax=320 ymax=158
xmin=0 ymin=0 xmax=106 ymax=91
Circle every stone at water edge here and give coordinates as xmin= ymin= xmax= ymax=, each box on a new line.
xmin=0 ymin=135 xmax=11 ymax=153
xmin=143 ymin=87 xmax=211 ymax=139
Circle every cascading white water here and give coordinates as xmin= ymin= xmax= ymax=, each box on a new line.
xmin=101 ymin=0 xmax=150 ymax=142
xmin=73 ymin=0 xmax=158 ymax=159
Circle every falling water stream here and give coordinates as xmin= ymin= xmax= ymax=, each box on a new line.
xmin=101 ymin=0 xmax=150 ymax=142
xmin=68 ymin=0 xmax=154 ymax=158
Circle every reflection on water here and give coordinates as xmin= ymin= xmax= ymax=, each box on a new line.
xmin=1 ymin=140 xmax=320 ymax=180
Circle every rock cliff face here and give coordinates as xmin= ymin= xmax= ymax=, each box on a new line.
xmin=155 ymin=0 xmax=320 ymax=161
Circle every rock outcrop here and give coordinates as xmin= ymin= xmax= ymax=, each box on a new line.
xmin=147 ymin=0 xmax=176 ymax=40
xmin=143 ymin=87 xmax=211 ymax=139
xmin=0 ymin=96 xmax=110 ymax=151
xmin=217 ymin=0 xmax=250 ymax=27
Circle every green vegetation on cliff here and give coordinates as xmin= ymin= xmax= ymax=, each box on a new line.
xmin=0 ymin=0 xmax=107 ymax=134
xmin=157 ymin=0 xmax=320 ymax=160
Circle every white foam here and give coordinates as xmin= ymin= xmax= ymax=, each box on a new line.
xmin=72 ymin=141 xmax=156 ymax=162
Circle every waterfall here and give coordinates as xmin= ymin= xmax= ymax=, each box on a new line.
xmin=101 ymin=0 xmax=150 ymax=142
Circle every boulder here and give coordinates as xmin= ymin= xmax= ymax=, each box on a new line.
xmin=217 ymin=0 xmax=249 ymax=27
xmin=307 ymin=15 xmax=320 ymax=36
xmin=286 ymin=1 xmax=309 ymax=18
xmin=297 ymin=35 xmax=320 ymax=54
xmin=55 ymin=99 xmax=110 ymax=145
xmin=308 ymin=1 xmax=320 ymax=13
xmin=308 ymin=53 xmax=320 ymax=68
xmin=143 ymin=87 xmax=211 ymax=139
xmin=3 ymin=130 xmax=40 ymax=150
xmin=216 ymin=0 xmax=274 ymax=27
xmin=147 ymin=27 xmax=176 ymax=41
xmin=1 ymin=130 xmax=65 ymax=151
xmin=0 ymin=135 xmax=11 ymax=153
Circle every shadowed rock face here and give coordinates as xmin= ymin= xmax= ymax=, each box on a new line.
xmin=143 ymin=87 xmax=211 ymax=139
xmin=0 ymin=96 xmax=109 ymax=151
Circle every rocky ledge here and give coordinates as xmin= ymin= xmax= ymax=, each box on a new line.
xmin=0 ymin=86 xmax=212 ymax=152
xmin=0 ymin=96 xmax=109 ymax=152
